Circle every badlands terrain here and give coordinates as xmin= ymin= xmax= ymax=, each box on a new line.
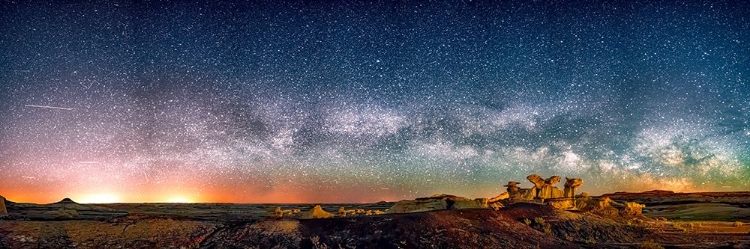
xmin=1 ymin=178 xmax=749 ymax=248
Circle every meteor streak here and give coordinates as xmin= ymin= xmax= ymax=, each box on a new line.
xmin=24 ymin=105 xmax=75 ymax=111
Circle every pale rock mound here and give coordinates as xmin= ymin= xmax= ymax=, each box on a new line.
xmin=301 ymin=205 xmax=334 ymax=219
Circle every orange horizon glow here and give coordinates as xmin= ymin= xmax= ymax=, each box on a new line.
xmin=4 ymin=186 xmax=747 ymax=205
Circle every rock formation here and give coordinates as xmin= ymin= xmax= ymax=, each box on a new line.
xmin=0 ymin=195 xmax=8 ymax=217
xmin=272 ymin=207 xmax=299 ymax=218
xmin=527 ymin=174 xmax=545 ymax=189
xmin=43 ymin=208 xmax=80 ymax=219
xmin=387 ymin=194 xmax=490 ymax=214
xmin=547 ymin=177 xmax=584 ymax=210
xmin=504 ymin=180 xmax=535 ymax=201
xmin=338 ymin=206 xmax=357 ymax=217
xmin=622 ymin=202 xmax=645 ymax=216
xmin=452 ymin=198 xmax=489 ymax=209
xmin=489 ymin=192 xmax=510 ymax=203
xmin=537 ymin=176 xmax=564 ymax=199
xmin=506 ymin=174 xmax=565 ymax=202
xmin=563 ymin=177 xmax=583 ymax=199
xmin=387 ymin=198 xmax=448 ymax=214
xmin=301 ymin=205 xmax=334 ymax=219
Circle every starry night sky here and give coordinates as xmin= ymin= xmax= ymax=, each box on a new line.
xmin=1 ymin=1 xmax=748 ymax=203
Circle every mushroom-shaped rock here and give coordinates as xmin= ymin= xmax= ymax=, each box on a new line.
xmin=537 ymin=176 xmax=564 ymax=199
xmin=564 ymin=177 xmax=583 ymax=198
xmin=526 ymin=174 xmax=545 ymax=189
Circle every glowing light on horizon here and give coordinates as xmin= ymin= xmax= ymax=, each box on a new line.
xmin=164 ymin=197 xmax=194 ymax=203
xmin=79 ymin=194 xmax=120 ymax=204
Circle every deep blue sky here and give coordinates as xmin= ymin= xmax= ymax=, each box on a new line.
xmin=0 ymin=0 xmax=748 ymax=203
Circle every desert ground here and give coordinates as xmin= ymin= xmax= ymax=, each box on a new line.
xmin=1 ymin=191 xmax=749 ymax=249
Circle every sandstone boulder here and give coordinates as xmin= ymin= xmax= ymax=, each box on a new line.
xmin=270 ymin=207 xmax=300 ymax=218
xmin=338 ymin=206 xmax=357 ymax=217
xmin=621 ymin=202 xmax=645 ymax=216
xmin=488 ymin=192 xmax=510 ymax=203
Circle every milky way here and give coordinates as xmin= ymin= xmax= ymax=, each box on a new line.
xmin=1 ymin=1 xmax=748 ymax=203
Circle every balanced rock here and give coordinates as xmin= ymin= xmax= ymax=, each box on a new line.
xmin=547 ymin=177 xmax=584 ymax=210
xmin=301 ymin=205 xmax=334 ymax=219
xmin=0 ymin=195 xmax=8 ymax=217
xmin=537 ymin=176 xmax=564 ymax=199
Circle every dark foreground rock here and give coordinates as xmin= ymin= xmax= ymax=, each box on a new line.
xmin=0 ymin=203 xmax=676 ymax=249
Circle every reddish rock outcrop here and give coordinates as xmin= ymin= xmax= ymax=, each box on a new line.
xmin=0 ymin=195 xmax=7 ymax=217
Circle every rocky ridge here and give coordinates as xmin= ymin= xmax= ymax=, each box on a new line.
xmin=603 ymin=190 xmax=750 ymax=206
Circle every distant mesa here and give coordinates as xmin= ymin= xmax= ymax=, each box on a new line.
xmin=56 ymin=198 xmax=78 ymax=204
